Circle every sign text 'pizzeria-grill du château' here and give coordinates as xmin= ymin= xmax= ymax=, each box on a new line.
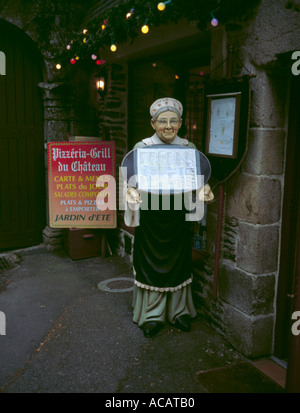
xmin=48 ymin=142 xmax=116 ymax=228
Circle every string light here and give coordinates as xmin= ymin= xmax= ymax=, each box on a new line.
xmin=64 ymin=4 xmax=223 ymax=66
xmin=126 ymin=8 xmax=134 ymax=19
xmin=141 ymin=25 xmax=149 ymax=34
xmin=210 ymin=13 xmax=218 ymax=27
xmin=157 ymin=1 xmax=172 ymax=11
xmin=96 ymin=59 xmax=106 ymax=65
xmin=101 ymin=19 xmax=108 ymax=30
xmin=56 ymin=63 xmax=61 ymax=70
xmin=141 ymin=19 xmax=149 ymax=34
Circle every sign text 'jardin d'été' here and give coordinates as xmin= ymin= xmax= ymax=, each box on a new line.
xmin=48 ymin=141 xmax=116 ymax=228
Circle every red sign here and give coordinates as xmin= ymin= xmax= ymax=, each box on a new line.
xmin=48 ymin=141 xmax=116 ymax=228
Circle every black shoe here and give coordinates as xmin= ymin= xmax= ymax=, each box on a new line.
xmin=142 ymin=322 xmax=162 ymax=338
xmin=175 ymin=315 xmax=192 ymax=332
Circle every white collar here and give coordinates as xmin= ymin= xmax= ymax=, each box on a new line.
xmin=142 ymin=133 xmax=189 ymax=146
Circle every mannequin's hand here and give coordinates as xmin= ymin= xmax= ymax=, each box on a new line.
xmin=126 ymin=187 xmax=142 ymax=204
xmin=198 ymin=184 xmax=214 ymax=203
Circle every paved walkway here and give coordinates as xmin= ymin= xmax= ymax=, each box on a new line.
xmin=0 ymin=245 xmax=284 ymax=393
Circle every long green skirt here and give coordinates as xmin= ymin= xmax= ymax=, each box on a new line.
xmin=132 ymin=284 xmax=197 ymax=326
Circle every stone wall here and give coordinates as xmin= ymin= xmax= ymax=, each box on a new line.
xmin=96 ymin=63 xmax=128 ymax=165
xmin=95 ymin=62 xmax=129 ymax=254
xmin=220 ymin=78 xmax=286 ymax=357
xmin=196 ymin=0 xmax=299 ymax=357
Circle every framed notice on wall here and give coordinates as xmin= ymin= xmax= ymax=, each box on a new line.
xmin=48 ymin=141 xmax=116 ymax=228
xmin=205 ymin=92 xmax=241 ymax=158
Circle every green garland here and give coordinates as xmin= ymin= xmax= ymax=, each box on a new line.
xmin=57 ymin=0 xmax=260 ymax=68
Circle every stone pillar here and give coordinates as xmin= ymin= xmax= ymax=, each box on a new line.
xmin=38 ymin=82 xmax=72 ymax=250
xmin=38 ymin=82 xmax=72 ymax=142
xmin=39 ymin=76 xmax=100 ymax=250
xmin=194 ymin=18 xmax=288 ymax=357
xmin=219 ymin=68 xmax=286 ymax=357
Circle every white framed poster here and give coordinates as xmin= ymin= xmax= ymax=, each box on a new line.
xmin=205 ymin=92 xmax=241 ymax=158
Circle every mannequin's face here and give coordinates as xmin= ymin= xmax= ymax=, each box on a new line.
xmin=151 ymin=111 xmax=182 ymax=144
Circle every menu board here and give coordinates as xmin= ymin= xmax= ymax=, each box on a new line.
xmin=136 ymin=147 xmax=198 ymax=193
xmin=48 ymin=141 xmax=116 ymax=228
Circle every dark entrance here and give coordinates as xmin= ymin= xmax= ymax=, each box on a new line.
xmin=0 ymin=20 xmax=45 ymax=249
xmin=128 ymin=34 xmax=210 ymax=150
xmin=274 ymin=74 xmax=300 ymax=391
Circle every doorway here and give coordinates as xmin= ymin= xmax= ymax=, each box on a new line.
xmin=0 ymin=20 xmax=45 ymax=249
xmin=274 ymin=75 xmax=300 ymax=384
xmin=128 ymin=42 xmax=210 ymax=150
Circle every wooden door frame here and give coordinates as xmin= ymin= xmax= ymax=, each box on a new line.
xmin=286 ymin=195 xmax=300 ymax=392
xmin=274 ymin=74 xmax=300 ymax=391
